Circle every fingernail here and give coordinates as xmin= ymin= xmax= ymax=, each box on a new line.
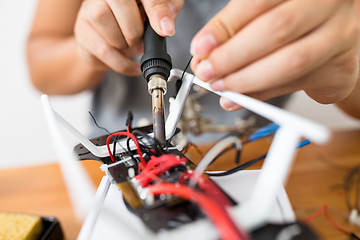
xmin=190 ymin=33 xmax=216 ymax=57
xmin=220 ymin=97 xmax=236 ymax=110
xmin=210 ymin=79 xmax=225 ymax=91
xmin=195 ymin=60 xmax=214 ymax=80
xmin=160 ymin=17 xmax=175 ymax=36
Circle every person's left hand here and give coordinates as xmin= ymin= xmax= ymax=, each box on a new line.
xmin=190 ymin=0 xmax=360 ymax=111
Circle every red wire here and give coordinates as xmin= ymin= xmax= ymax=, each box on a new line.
xmin=137 ymin=162 xmax=166 ymax=185
xmin=304 ymin=205 xmax=325 ymax=224
xmin=136 ymin=154 xmax=187 ymax=187
xmin=147 ymin=183 xmax=249 ymax=240
xmin=178 ymin=170 xmax=233 ymax=207
xmin=304 ymin=204 xmax=351 ymax=235
xmin=106 ymin=131 xmax=146 ymax=166
xmin=323 ymin=205 xmax=351 ymax=235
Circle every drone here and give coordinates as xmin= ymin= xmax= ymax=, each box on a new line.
xmin=41 ymin=61 xmax=330 ymax=239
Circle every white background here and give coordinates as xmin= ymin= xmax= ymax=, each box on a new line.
xmin=0 ymin=0 xmax=359 ymax=170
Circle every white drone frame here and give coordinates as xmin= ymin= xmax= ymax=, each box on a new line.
xmin=41 ymin=69 xmax=330 ymax=240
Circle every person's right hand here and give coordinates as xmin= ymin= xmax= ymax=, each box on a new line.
xmin=74 ymin=0 xmax=183 ymax=76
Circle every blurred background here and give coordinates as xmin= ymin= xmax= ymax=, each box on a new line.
xmin=1 ymin=0 xmax=359 ymax=170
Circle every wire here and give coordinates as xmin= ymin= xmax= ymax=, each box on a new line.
xmin=135 ymin=154 xmax=187 ymax=187
xmin=179 ymin=170 xmax=233 ymax=208
xmin=304 ymin=205 xmax=325 ymax=224
xmin=207 ymin=154 xmax=266 ymax=177
xmin=207 ymin=139 xmax=310 ymax=177
xmin=190 ymin=135 xmax=242 ymax=186
xmin=132 ymin=130 xmax=163 ymax=156
xmin=147 ymin=183 xmax=249 ymax=240
xmin=248 ymin=122 xmax=279 ymax=142
xmin=137 ymin=162 xmax=167 ymax=185
xmin=88 ymin=111 xmax=112 ymax=136
xmin=182 ymin=142 xmax=204 ymax=157
xmin=174 ymin=56 xmax=194 ymax=98
xmin=106 ymin=131 xmax=146 ymax=166
xmin=303 ymin=204 xmax=360 ymax=238
xmin=180 ymin=56 xmax=193 ymax=82
xmin=352 ymin=233 xmax=360 ymax=240
xmin=126 ymin=111 xmax=133 ymax=132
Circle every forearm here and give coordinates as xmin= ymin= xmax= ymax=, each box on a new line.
xmin=27 ymin=35 xmax=106 ymax=95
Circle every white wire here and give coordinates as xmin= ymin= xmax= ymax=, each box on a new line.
xmin=190 ymin=135 xmax=242 ymax=187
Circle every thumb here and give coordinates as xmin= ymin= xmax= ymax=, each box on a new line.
xmin=141 ymin=0 xmax=176 ymax=36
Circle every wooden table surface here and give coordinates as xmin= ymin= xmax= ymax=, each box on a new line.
xmin=1 ymin=129 xmax=360 ymax=240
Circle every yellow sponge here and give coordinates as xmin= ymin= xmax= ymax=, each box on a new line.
xmin=0 ymin=212 xmax=43 ymax=240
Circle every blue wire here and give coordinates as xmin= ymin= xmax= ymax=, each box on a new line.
xmin=249 ymin=123 xmax=279 ymax=142
xmin=297 ymin=139 xmax=310 ymax=148
xmin=249 ymin=123 xmax=311 ymax=149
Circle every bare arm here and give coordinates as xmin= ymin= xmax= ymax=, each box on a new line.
xmin=27 ymin=0 xmax=105 ymax=95
xmin=27 ymin=0 xmax=183 ymax=95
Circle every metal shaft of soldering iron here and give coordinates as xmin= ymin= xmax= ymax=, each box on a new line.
xmin=151 ymin=88 xmax=166 ymax=144
xmin=148 ymin=74 xmax=167 ymax=145
xmin=141 ymin=20 xmax=172 ymax=146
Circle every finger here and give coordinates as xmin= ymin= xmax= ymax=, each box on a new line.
xmin=106 ymin=0 xmax=144 ymax=47
xmin=195 ymin=0 xmax=339 ymax=81
xmin=75 ymin=19 xmax=141 ymax=76
xmin=303 ymin=46 xmax=359 ymax=104
xmin=211 ymin=7 xmax=358 ymax=95
xmin=240 ymin=45 xmax=358 ymax=105
xmin=190 ymin=56 xmax=201 ymax=71
xmin=190 ymin=0 xmax=285 ymax=59
xmin=122 ymin=44 xmax=144 ymax=57
xmin=218 ymin=83 xmax=298 ymax=111
xmin=141 ymin=0 xmax=175 ymax=36
xmin=76 ymin=44 xmax=109 ymax=71
xmin=85 ymin=0 xmax=128 ymax=50
xmin=219 ymin=97 xmax=243 ymax=112
xmin=167 ymin=0 xmax=184 ymax=19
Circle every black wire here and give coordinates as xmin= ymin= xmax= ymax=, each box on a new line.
xmin=132 ymin=130 xmax=163 ymax=156
xmin=207 ymin=153 xmax=266 ymax=177
xmin=112 ymin=136 xmax=137 ymax=163
xmin=126 ymin=111 xmax=133 ymax=132
xmin=89 ymin=111 xmax=112 ymax=136
xmin=174 ymin=56 xmax=193 ymax=97
xmin=180 ymin=56 xmax=193 ymax=81
xmin=89 ymin=111 xmax=123 ymax=162
xmin=165 ymin=134 xmax=176 ymax=152
xmin=352 ymin=233 xmax=360 ymax=240
xmin=126 ymin=137 xmax=139 ymax=163
xmin=113 ymin=135 xmax=118 ymax=161
xmin=207 ymin=143 xmax=240 ymax=166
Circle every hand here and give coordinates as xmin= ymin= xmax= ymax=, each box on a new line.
xmin=190 ymin=0 xmax=359 ymax=111
xmin=74 ymin=0 xmax=183 ymax=76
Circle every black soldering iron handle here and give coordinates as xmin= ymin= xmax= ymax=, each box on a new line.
xmin=140 ymin=19 xmax=172 ymax=82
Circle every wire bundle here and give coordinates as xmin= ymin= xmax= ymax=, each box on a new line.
xmin=135 ymin=154 xmax=187 ymax=187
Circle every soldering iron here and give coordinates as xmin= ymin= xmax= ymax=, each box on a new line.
xmin=140 ymin=20 xmax=172 ymax=146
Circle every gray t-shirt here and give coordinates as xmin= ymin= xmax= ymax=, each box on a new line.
xmin=90 ymin=0 xmax=289 ymax=141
